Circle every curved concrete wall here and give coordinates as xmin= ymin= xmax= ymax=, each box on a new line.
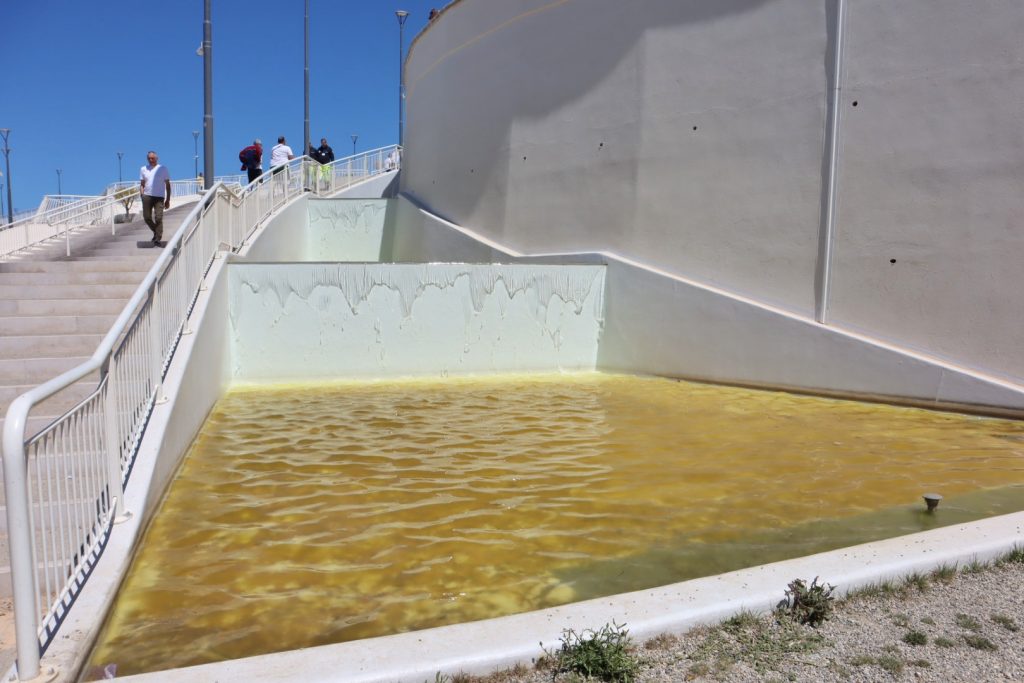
xmin=403 ymin=0 xmax=1024 ymax=386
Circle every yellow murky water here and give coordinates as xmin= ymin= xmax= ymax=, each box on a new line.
xmin=87 ymin=373 xmax=1024 ymax=676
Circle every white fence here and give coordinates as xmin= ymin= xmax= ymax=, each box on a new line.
xmin=1 ymin=145 xmax=400 ymax=680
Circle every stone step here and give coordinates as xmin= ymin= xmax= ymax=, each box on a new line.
xmin=0 ymin=270 xmax=148 ymax=286
xmin=0 ymin=356 xmax=93 ymax=384
xmin=0 ymin=259 xmax=154 ymax=273
xmin=0 ymin=381 xmax=98 ymax=418
xmin=0 ymin=298 xmax=127 ymax=317
xmin=0 ymin=284 xmax=138 ymax=300
xmin=0 ymin=315 xmax=119 ymax=336
xmin=0 ymin=415 xmax=59 ymax=443
xmin=0 ymin=334 xmax=105 ymax=360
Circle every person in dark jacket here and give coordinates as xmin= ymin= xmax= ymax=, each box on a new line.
xmin=314 ymin=137 xmax=335 ymax=189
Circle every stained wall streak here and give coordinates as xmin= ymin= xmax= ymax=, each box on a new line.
xmin=228 ymin=263 xmax=606 ymax=381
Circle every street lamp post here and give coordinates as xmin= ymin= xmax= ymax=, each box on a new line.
xmin=0 ymin=171 xmax=5 ymax=223
xmin=396 ymin=10 xmax=409 ymax=148
xmin=117 ymin=151 xmax=124 ymax=183
xmin=0 ymin=128 xmax=12 ymax=226
xmin=202 ymin=0 xmax=215 ymax=189
xmin=56 ymin=169 xmax=63 ymax=196
xmin=304 ymin=0 xmax=310 ymax=157
xmin=351 ymin=134 xmax=358 ymax=157
xmin=192 ymin=131 xmax=200 ymax=179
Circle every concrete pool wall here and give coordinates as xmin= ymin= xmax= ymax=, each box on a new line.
xmin=43 ymin=185 xmax=1024 ymax=681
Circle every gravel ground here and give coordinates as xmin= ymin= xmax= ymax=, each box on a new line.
xmin=459 ymin=557 xmax=1024 ymax=683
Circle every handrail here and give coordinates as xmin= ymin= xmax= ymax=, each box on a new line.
xmin=1 ymin=180 xmax=217 ymax=259
xmin=1 ymin=143 xmax=401 ymax=680
xmin=1 ymin=192 xmax=125 ymax=258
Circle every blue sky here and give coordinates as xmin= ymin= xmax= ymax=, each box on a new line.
xmin=1 ymin=0 xmax=440 ymax=213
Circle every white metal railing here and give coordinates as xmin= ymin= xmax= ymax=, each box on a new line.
xmin=0 ymin=193 xmax=128 ymax=258
xmin=1 ymin=144 xmax=400 ymax=680
xmin=0 ymin=180 xmax=228 ymax=259
xmin=105 ymin=176 xmax=245 ymax=198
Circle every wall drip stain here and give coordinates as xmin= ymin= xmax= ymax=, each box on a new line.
xmin=85 ymin=373 xmax=1024 ymax=677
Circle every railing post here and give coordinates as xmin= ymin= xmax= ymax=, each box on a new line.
xmin=102 ymin=365 xmax=127 ymax=520
xmin=2 ymin=401 xmax=43 ymax=680
xmin=149 ymin=281 xmax=164 ymax=405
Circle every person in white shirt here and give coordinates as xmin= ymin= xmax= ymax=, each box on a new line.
xmin=270 ymin=136 xmax=294 ymax=173
xmin=139 ymin=150 xmax=171 ymax=245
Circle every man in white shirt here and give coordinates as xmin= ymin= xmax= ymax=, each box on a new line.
xmin=139 ymin=150 xmax=171 ymax=246
xmin=270 ymin=136 xmax=294 ymax=172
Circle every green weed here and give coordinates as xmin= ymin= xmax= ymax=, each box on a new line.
xmin=991 ymin=614 xmax=1019 ymax=632
xmin=546 ymin=622 xmax=642 ymax=682
xmin=777 ymin=577 xmax=835 ymax=627
xmin=902 ymin=630 xmax=928 ymax=646
xmin=954 ymin=613 xmax=982 ymax=633
xmin=963 ymin=635 xmax=997 ymax=651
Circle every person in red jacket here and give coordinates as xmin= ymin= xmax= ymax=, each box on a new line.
xmin=240 ymin=139 xmax=263 ymax=184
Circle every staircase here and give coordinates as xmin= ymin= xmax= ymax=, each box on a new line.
xmin=0 ymin=204 xmax=197 ymax=672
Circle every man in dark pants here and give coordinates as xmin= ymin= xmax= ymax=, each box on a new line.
xmin=241 ymin=139 xmax=263 ymax=184
xmin=139 ymin=150 xmax=171 ymax=246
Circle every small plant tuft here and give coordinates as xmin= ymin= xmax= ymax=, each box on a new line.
xmin=920 ymin=616 xmax=936 ymax=626
xmin=954 ymin=613 xmax=982 ymax=633
xmin=546 ymin=622 xmax=642 ymax=682
xmin=933 ymin=636 xmax=956 ymax=648
xmin=722 ymin=610 xmax=760 ymax=634
xmin=931 ymin=563 xmax=957 ymax=583
xmin=910 ymin=658 xmax=931 ymax=668
xmin=849 ymin=654 xmax=875 ymax=667
xmin=643 ymin=633 xmax=678 ymax=651
xmin=963 ymin=634 xmax=998 ymax=651
xmin=876 ymin=654 xmax=904 ymax=676
xmin=777 ymin=577 xmax=835 ymax=627
xmin=891 ymin=613 xmax=911 ymax=628
xmin=963 ymin=558 xmax=986 ymax=574
xmin=903 ymin=572 xmax=929 ymax=592
xmin=902 ymin=630 xmax=928 ymax=646
xmin=991 ymin=614 xmax=1019 ymax=632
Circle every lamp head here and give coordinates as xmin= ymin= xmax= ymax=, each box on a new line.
xmin=396 ymin=10 xmax=409 ymax=24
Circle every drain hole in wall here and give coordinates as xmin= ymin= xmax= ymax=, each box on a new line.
xmin=852 ymin=101 xmax=859 ymax=107
xmin=693 ymin=126 xmax=698 ymax=131
xmin=599 ymin=142 xmax=604 ymax=148
xmin=890 ymin=259 xmax=896 ymax=264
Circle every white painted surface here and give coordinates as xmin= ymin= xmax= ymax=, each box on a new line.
xmin=306 ymin=199 xmax=390 ymax=261
xmin=388 ymin=200 xmax=1024 ymax=412
xmin=828 ymin=0 xmax=1024 ymax=380
xmin=403 ymin=0 xmax=1024 ymax=387
xmin=113 ymin=512 xmax=1024 ymax=683
xmin=597 ymin=257 xmax=1024 ymax=411
xmin=228 ymin=263 xmax=606 ymax=382
xmin=241 ymin=196 xmax=309 ymax=262
xmin=404 ymin=0 xmax=827 ymax=314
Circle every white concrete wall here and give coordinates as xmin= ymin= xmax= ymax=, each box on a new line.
xmin=402 ymin=0 xmax=1024 ymax=388
xmin=827 ymin=1 xmax=1024 ymax=380
xmin=228 ymin=263 xmax=605 ymax=382
xmin=597 ymin=258 xmax=1024 ymax=412
xmin=386 ymin=205 xmax=1024 ymax=412
xmin=241 ymin=196 xmax=309 ymax=262
xmin=404 ymin=0 xmax=827 ymax=314
xmin=307 ymin=199 xmax=391 ymax=261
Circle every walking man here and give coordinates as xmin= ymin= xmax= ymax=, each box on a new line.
xmin=140 ymin=150 xmax=171 ymax=246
